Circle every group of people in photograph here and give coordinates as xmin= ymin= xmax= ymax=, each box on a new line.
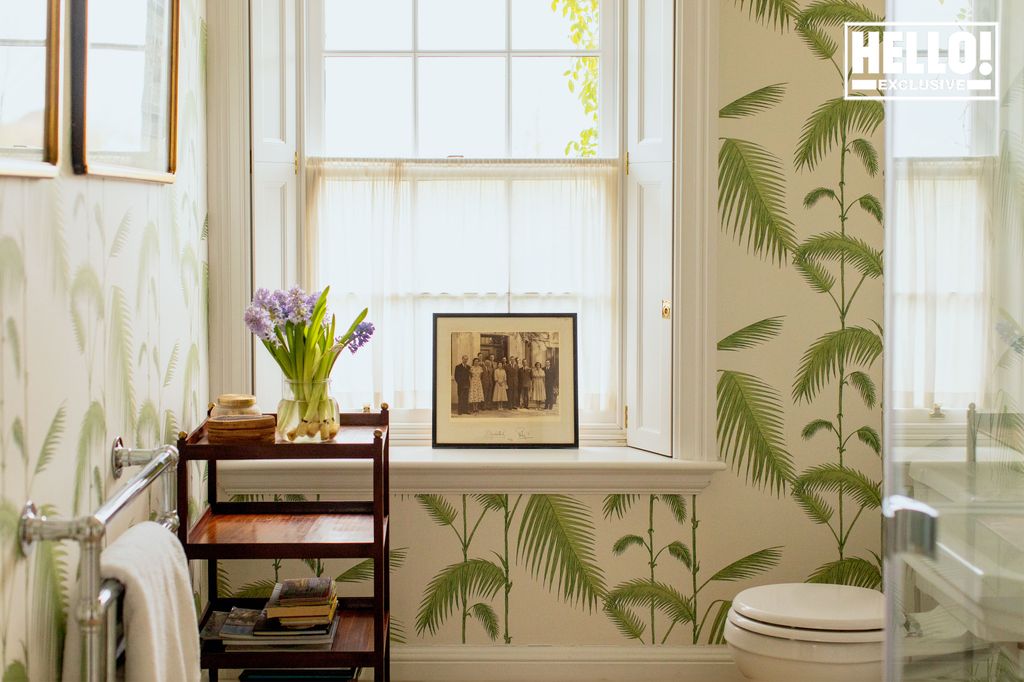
xmin=453 ymin=353 xmax=558 ymax=415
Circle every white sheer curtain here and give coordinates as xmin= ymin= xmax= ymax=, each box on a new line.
xmin=304 ymin=158 xmax=620 ymax=423
xmin=891 ymin=158 xmax=991 ymax=409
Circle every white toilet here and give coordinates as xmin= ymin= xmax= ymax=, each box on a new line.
xmin=724 ymin=583 xmax=884 ymax=682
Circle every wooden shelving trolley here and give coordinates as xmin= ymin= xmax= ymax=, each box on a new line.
xmin=177 ymin=407 xmax=391 ymax=681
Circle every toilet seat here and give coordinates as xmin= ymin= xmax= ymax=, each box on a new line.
xmin=728 ymin=610 xmax=884 ymax=644
xmin=732 ymin=583 xmax=884 ymax=632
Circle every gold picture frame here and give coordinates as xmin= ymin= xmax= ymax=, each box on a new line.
xmin=71 ymin=0 xmax=179 ymax=183
xmin=0 ymin=0 xmax=62 ymax=178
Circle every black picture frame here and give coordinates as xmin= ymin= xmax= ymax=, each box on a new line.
xmin=432 ymin=313 xmax=579 ymax=448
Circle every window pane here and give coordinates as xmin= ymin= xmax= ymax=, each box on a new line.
xmin=0 ymin=46 xmax=46 ymax=154
xmin=324 ymin=57 xmax=413 ymax=156
xmin=86 ymin=49 xmax=146 ymax=152
xmin=88 ymin=0 xmax=148 ymax=45
xmin=417 ymin=0 xmax=506 ymax=50
xmin=510 ymin=57 xmax=598 ymax=158
xmin=418 ymin=57 xmax=505 ymax=157
xmin=0 ymin=2 xmax=47 ymax=41
xmin=511 ymin=0 xmax=600 ymax=50
xmin=891 ymin=100 xmax=996 ymax=158
xmin=324 ymin=0 xmax=412 ymax=51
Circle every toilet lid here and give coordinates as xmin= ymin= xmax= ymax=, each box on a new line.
xmin=728 ymin=610 xmax=885 ymax=644
xmin=733 ymin=583 xmax=884 ymax=631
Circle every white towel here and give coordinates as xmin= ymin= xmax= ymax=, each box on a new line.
xmin=63 ymin=522 xmax=200 ymax=682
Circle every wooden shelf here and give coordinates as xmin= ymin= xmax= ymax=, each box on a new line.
xmin=186 ymin=508 xmax=387 ymax=559
xmin=178 ymin=407 xmax=391 ymax=681
xmin=199 ymin=598 xmax=388 ymax=669
xmin=181 ymin=424 xmax=388 ymax=460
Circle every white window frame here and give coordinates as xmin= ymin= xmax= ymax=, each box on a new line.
xmin=206 ymin=0 xmax=721 ymax=494
xmin=303 ymin=0 xmax=618 ymax=159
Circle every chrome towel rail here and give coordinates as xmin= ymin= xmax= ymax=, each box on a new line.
xmin=18 ymin=439 xmax=179 ymax=682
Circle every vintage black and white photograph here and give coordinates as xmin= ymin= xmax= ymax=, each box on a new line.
xmin=433 ymin=314 xmax=578 ymax=447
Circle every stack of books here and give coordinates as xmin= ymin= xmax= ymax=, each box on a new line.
xmin=266 ymin=577 xmax=338 ymax=628
xmin=200 ymin=578 xmax=341 ymax=652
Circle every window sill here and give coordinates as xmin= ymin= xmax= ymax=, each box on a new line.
xmin=216 ymin=446 xmax=725 ymax=495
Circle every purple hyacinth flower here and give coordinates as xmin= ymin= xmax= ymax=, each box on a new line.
xmin=244 ymin=304 xmax=276 ymax=345
xmin=347 ymin=321 xmax=375 ymax=354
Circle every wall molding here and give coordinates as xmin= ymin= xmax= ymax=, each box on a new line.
xmin=218 ymin=447 xmax=725 ymax=495
xmin=383 ymin=645 xmax=743 ymax=682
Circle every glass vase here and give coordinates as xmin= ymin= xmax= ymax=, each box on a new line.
xmin=277 ymin=379 xmax=340 ymax=443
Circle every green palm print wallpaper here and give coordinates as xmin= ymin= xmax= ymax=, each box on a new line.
xmin=0 ymin=0 xmax=885 ymax=678
xmin=225 ymin=0 xmax=885 ymax=647
xmin=0 ymin=0 xmax=209 ymax=679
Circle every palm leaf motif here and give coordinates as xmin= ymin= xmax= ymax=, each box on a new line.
xmin=798 ymin=0 xmax=882 ymax=30
xmin=136 ymin=401 xmax=161 ymax=447
xmin=70 ymin=265 xmax=103 ymax=354
xmin=801 ymin=418 xmax=835 ymax=440
xmin=732 ymin=0 xmax=798 ymax=30
xmin=180 ymin=244 xmax=200 ymax=309
xmin=795 ymin=232 xmax=883 ymax=279
xmin=795 ymin=0 xmax=882 ymax=60
xmin=793 ymin=250 xmax=836 ymax=293
xmin=469 ymin=602 xmax=499 ymax=641
xmin=0 ymin=235 xmax=25 ymax=300
xmin=233 ymin=579 xmax=276 ymax=599
xmin=517 ymin=494 xmax=605 ymax=610
xmin=792 ymin=327 xmax=883 ymax=403
xmin=666 ymin=540 xmax=692 ymax=569
xmin=49 ymin=183 xmax=70 ymax=295
xmin=12 ymin=418 xmax=24 ymax=463
xmin=472 ymin=494 xmax=508 ymax=513
xmin=34 ymin=405 xmax=66 ymax=477
xmin=717 ymin=317 xmax=784 ymax=352
xmin=707 ymin=547 xmax=782 ymax=583
xmin=601 ymin=494 xmax=639 ymax=519
xmin=5 ymin=317 xmax=20 ymax=377
xmin=2 ymin=661 xmax=28 ymax=682
xmin=856 ymin=194 xmax=883 ymax=223
xmin=807 ymin=556 xmax=882 ymax=589
xmin=604 ymin=579 xmax=695 ymax=628
xmin=794 ymin=463 xmax=881 ymax=510
xmin=74 ymin=401 xmax=106 ymax=514
xmin=415 ymin=559 xmax=506 ymax=636
xmin=856 ymin=426 xmax=882 ymax=455
xmin=336 ymin=547 xmax=409 ymax=583
xmin=108 ymin=209 xmax=132 ymax=259
xmin=849 ymin=139 xmax=879 ymax=176
xmin=136 ymin=221 xmax=160 ymax=313
xmin=181 ymin=343 xmax=202 ymax=427
xmin=719 ymin=137 xmax=797 ymax=264
xmin=660 ymin=494 xmax=687 ymax=525
xmin=717 ymin=370 xmax=795 ymax=495
xmin=612 ymin=534 xmax=647 ymax=556
xmin=107 ymin=286 xmax=137 ymax=432
xmin=30 ymin=508 xmax=69 ymax=682
xmin=603 ymin=599 xmax=647 ymax=641
xmin=706 ymin=600 xmax=733 ymax=645
xmin=163 ymin=341 xmax=180 ymax=389
xmin=847 ymin=371 xmax=877 ymax=408
xmin=719 ymin=83 xmax=786 ymax=119
xmin=794 ymin=98 xmax=884 ymax=171
xmin=803 ymin=187 xmax=838 ymax=208
xmin=416 ymin=494 xmax=459 ymax=528
xmin=162 ymin=409 xmax=179 ymax=445
xmin=793 ymin=485 xmax=834 ymax=525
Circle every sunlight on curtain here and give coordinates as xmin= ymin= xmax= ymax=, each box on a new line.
xmin=891 ymin=158 xmax=990 ymax=409
xmin=305 ymin=158 xmax=620 ymax=423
